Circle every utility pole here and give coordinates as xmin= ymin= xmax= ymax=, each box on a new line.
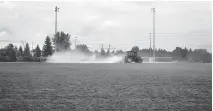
xmin=149 ymin=33 xmax=152 ymax=57
xmin=55 ymin=6 xmax=59 ymax=35
xmin=151 ymin=8 xmax=155 ymax=62
xmin=55 ymin=6 xmax=59 ymax=52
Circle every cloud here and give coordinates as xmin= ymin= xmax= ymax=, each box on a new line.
xmin=0 ymin=1 xmax=17 ymax=9
xmin=0 ymin=31 xmax=7 ymax=37
xmin=0 ymin=28 xmax=12 ymax=35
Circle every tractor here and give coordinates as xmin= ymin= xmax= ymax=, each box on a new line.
xmin=124 ymin=51 xmax=143 ymax=63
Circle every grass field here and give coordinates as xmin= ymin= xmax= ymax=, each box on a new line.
xmin=0 ymin=63 xmax=211 ymax=111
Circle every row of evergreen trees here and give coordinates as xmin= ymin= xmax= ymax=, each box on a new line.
xmin=0 ymin=31 xmax=71 ymax=62
xmin=0 ymin=36 xmax=53 ymax=62
xmin=0 ymin=42 xmax=45 ymax=62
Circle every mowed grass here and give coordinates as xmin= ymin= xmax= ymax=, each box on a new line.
xmin=0 ymin=63 xmax=211 ymax=111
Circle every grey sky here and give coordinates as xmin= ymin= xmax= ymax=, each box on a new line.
xmin=0 ymin=1 xmax=211 ymax=52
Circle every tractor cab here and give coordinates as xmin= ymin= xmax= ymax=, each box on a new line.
xmin=127 ymin=51 xmax=137 ymax=57
xmin=124 ymin=51 xmax=143 ymax=63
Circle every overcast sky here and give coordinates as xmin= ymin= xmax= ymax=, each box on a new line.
xmin=0 ymin=1 xmax=211 ymax=52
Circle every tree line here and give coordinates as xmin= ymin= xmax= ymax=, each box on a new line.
xmin=0 ymin=31 xmax=211 ymax=63
xmin=0 ymin=31 xmax=73 ymax=62
xmin=131 ymin=46 xmax=212 ymax=63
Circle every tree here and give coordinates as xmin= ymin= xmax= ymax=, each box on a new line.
xmin=42 ymin=36 xmax=53 ymax=57
xmin=17 ymin=45 xmax=24 ymax=57
xmin=24 ymin=43 xmax=31 ymax=56
xmin=0 ymin=48 xmax=4 ymax=56
xmin=106 ymin=50 xmax=109 ymax=56
xmin=76 ymin=44 xmax=90 ymax=53
xmin=13 ymin=45 xmax=17 ymax=57
xmin=181 ymin=47 xmax=188 ymax=59
xmin=111 ymin=50 xmax=115 ymax=54
xmin=14 ymin=46 xmax=18 ymax=54
xmin=193 ymin=49 xmax=210 ymax=63
xmin=34 ymin=45 xmax=41 ymax=57
xmin=94 ymin=50 xmax=99 ymax=54
xmin=5 ymin=43 xmax=17 ymax=61
xmin=100 ymin=48 xmax=105 ymax=56
xmin=131 ymin=46 xmax=139 ymax=52
xmin=115 ymin=49 xmax=124 ymax=55
xmin=172 ymin=47 xmax=182 ymax=60
xmin=19 ymin=46 xmax=23 ymax=55
xmin=189 ymin=48 xmax=192 ymax=53
xmin=202 ymin=52 xmax=212 ymax=63
xmin=53 ymin=31 xmax=71 ymax=52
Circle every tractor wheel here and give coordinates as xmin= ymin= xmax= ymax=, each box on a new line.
xmin=127 ymin=58 xmax=132 ymax=63
xmin=136 ymin=59 xmax=142 ymax=63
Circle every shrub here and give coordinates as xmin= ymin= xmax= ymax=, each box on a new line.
xmin=0 ymin=56 xmax=12 ymax=62
xmin=23 ymin=56 xmax=34 ymax=62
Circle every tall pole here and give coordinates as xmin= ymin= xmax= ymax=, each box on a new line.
xmin=55 ymin=6 xmax=59 ymax=52
xmin=149 ymin=33 xmax=151 ymax=57
xmin=151 ymin=8 xmax=155 ymax=62
xmin=55 ymin=6 xmax=59 ymax=35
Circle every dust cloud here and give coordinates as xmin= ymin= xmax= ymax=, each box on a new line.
xmin=46 ymin=51 xmax=124 ymax=63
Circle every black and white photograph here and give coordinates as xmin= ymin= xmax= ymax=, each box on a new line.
xmin=0 ymin=0 xmax=212 ymax=110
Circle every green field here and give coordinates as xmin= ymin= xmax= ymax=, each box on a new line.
xmin=0 ymin=63 xmax=211 ymax=111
